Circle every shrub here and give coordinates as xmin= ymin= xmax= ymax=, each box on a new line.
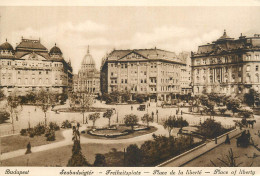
xmin=34 ymin=124 xmax=45 ymax=136
xmin=198 ymin=118 xmax=226 ymax=139
xmin=46 ymin=130 xmax=55 ymax=141
xmin=0 ymin=111 xmax=10 ymax=124
xmin=49 ymin=122 xmax=60 ymax=131
xmin=29 ymin=131 xmax=35 ymax=138
xmin=62 ymin=120 xmax=72 ymax=128
xmin=20 ymin=129 xmax=27 ymax=136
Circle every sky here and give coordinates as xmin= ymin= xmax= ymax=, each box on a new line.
xmin=0 ymin=6 xmax=260 ymax=73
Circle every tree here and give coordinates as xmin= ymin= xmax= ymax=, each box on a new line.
xmin=125 ymin=144 xmax=142 ymax=166
xmin=7 ymin=92 xmax=21 ymax=133
xmin=175 ymin=117 xmax=189 ymax=129
xmin=89 ymin=112 xmax=100 ymax=128
xmin=78 ymin=92 xmax=93 ymax=124
xmin=238 ymin=109 xmax=253 ymax=119
xmin=141 ymin=113 xmax=154 ymax=127
xmin=93 ymin=154 xmax=106 ymax=166
xmin=67 ymin=126 xmax=90 ymax=166
xmin=163 ymin=116 xmax=176 ymax=137
xmin=219 ymin=107 xmax=227 ymax=115
xmin=103 ymin=109 xmax=113 ymax=128
xmin=0 ymin=89 xmax=5 ymax=101
xmin=226 ymin=98 xmax=241 ymax=115
xmin=37 ymin=90 xmax=53 ymax=127
xmin=124 ymin=114 xmax=138 ymax=131
xmin=211 ymin=148 xmax=243 ymax=167
xmin=198 ymin=118 xmax=225 ymax=139
xmin=244 ymin=89 xmax=256 ymax=107
xmin=0 ymin=111 xmax=10 ymax=124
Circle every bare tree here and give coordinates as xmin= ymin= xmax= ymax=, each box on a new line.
xmin=210 ymin=148 xmax=243 ymax=167
xmin=7 ymin=91 xmax=21 ymax=133
xmin=78 ymin=92 xmax=93 ymax=124
xmin=89 ymin=112 xmax=100 ymax=128
xmin=37 ymin=90 xmax=54 ymax=127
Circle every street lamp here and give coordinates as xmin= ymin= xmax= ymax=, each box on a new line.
xmin=28 ymin=111 xmax=31 ymax=129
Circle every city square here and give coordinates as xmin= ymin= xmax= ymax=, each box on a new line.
xmin=0 ymin=6 xmax=259 ymax=168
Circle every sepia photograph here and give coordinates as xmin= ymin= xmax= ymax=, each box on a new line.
xmin=0 ymin=4 xmax=259 ymax=171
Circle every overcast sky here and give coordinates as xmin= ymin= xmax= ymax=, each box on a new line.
xmin=0 ymin=6 xmax=260 ymax=73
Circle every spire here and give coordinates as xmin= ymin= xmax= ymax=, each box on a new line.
xmin=224 ymin=29 xmax=226 ymax=35
xmin=87 ymin=45 xmax=89 ymax=54
xmin=5 ymin=38 xmax=7 ymax=42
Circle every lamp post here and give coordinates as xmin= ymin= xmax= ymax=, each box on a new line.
xmin=28 ymin=111 xmax=31 ymax=129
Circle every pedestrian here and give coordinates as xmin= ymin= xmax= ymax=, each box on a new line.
xmin=25 ymin=142 xmax=32 ymax=154
xmin=152 ymin=111 xmax=154 ymax=118
xmin=77 ymin=122 xmax=80 ymax=129
xmin=215 ymin=137 xmax=217 ymax=144
xmin=225 ymin=134 xmax=230 ymax=144
xmin=181 ymin=110 xmax=183 ymax=115
xmin=131 ymin=105 xmax=133 ymax=111
xmin=156 ymin=109 xmax=158 ymax=115
xmin=176 ymin=110 xmax=178 ymax=115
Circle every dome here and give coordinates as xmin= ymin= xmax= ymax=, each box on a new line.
xmin=0 ymin=39 xmax=14 ymax=51
xmin=217 ymin=30 xmax=233 ymax=41
xmin=81 ymin=46 xmax=95 ymax=65
xmin=49 ymin=43 xmax=62 ymax=55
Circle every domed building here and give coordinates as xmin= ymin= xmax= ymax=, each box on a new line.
xmin=0 ymin=38 xmax=73 ymax=95
xmin=73 ymin=46 xmax=100 ymax=94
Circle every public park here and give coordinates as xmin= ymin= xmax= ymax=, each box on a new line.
xmin=0 ymin=89 xmax=259 ymax=167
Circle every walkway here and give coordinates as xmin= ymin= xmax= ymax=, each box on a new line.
xmin=157 ymin=128 xmax=242 ymax=167
xmin=0 ymin=122 xmax=167 ymax=161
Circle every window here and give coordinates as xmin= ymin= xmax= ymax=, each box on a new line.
xmin=125 ymin=64 xmax=127 ymax=68
xmin=125 ymin=79 xmax=127 ymax=83
xmin=256 ymin=65 xmax=259 ymax=71
xmin=247 ymin=65 xmax=251 ymax=72
xmin=111 ymin=72 xmax=114 ymax=76
xmin=111 ymin=64 xmax=113 ymax=67
xmin=144 ymin=71 xmax=147 ymax=75
xmin=121 ymin=79 xmax=124 ymax=83
xmin=144 ymin=79 xmax=147 ymax=83
xmin=121 ymin=64 xmax=123 ymax=68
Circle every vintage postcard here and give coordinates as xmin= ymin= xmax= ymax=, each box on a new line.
xmin=0 ymin=0 xmax=259 ymax=176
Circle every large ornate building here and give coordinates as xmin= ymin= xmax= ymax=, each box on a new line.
xmin=191 ymin=30 xmax=260 ymax=95
xmin=0 ymin=38 xmax=73 ymax=95
xmin=100 ymin=48 xmax=186 ymax=101
xmin=73 ymin=47 xmax=100 ymax=94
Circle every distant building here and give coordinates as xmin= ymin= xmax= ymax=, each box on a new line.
xmin=100 ymin=48 xmax=186 ymax=101
xmin=191 ymin=30 xmax=260 ymax=95
xmin=73 ymin=46 xmax=100 ymax=94
xmin=179 ymin=52 xmax=192 ymax=94
xmin=0 ymin=38 xmax=73 ymax=95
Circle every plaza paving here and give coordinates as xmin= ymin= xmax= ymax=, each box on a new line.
xmin=0 ymin=101 xmax=248 ymax=165
xmin=0 ymin=101 xmax=240 ymax=136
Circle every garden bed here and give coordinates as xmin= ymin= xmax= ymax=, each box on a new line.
xmin=0 ymin=130 xmax=64 ymax=154
xmin=54 ymin=107 xmax=109 ymax=113
xmin=82 ymin=125 xmax=157 ymax=140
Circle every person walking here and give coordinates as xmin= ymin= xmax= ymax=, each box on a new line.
xmin=25 ymin=142 xmax=32 ymax=154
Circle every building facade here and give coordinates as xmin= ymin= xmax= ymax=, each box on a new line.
xmin=179 ymin=51 xmax=192 ymax=94
xmin=73 ymin=47 xmax=100 ymax=94
xmin=100 ymin=48 xmax=186 ymax=101
xmin=191 ymin=30 xmax=260 ymax=95
xmin=0 ymin=38 xmax=73 ymax=95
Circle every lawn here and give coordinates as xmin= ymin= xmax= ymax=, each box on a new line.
xmin=82 ymin=125 xmax=157 ymax=140
xmin=0 ymin=130 xmax=64 ymax=154
xmin=1 ymin=141 xmax=145 ymax=166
